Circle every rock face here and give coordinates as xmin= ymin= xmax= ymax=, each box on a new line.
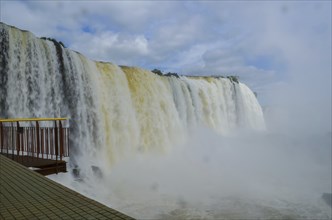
xmin=322 ymin=193 xmax=332 ymax=207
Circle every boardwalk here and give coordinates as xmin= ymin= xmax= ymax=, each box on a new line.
xmin=1 ymin=118 xmax=70 ymax=175
xmin=0 ymin=155 xmax=134 ymax=220
xmin=0 ymin=154 xmax=67 ymax=176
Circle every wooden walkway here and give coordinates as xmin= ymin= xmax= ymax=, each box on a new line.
xmin=1 ymin=117 xmax=71 ymax=175
xmin=1 ymin=153 xmax=67 ymax=175
xmin=0 ymin=155 xmax=135 ymax=220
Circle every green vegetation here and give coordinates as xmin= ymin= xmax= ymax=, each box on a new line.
xmin=151 ymin=69 xmax=239 ymax=83
xmin=40 ymin=37 xmax=66 ymax=48
xmin=208 ymin=75 xmax=225 ymax=79
xmin=151 ymin=69 xmax=180 ymax=78
xmin=227 ymin=75 xmax=239 ymax=84
xmin=164 ymin=72 xmax=180 ymax=78
xmin=151 ymin=69 xmax=163 ymax=76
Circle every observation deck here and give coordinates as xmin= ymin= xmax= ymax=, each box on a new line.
xmin=0 ymin=154 xmax=134 ymax=219
xmin=0 ymin=118 xmax=69 ymax=175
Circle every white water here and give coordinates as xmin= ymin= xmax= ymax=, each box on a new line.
xmin=1 ymin=22 xmax=330 ymax=219
xmin=0 ymin=22 xmax=265 ymax=173
xmin=49 ymin=128 xmax=331 ymax=219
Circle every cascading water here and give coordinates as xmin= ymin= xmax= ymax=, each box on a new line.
xmin=2 ymin=22 xmax=330 ymax=219
xmin=0 ymin=22 xmax=265 ymax=173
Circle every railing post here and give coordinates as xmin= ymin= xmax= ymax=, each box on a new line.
xmin=46 ymin=128 xmax=49 ymax=159
xmin=54 ymin=121 xmax=58 ymax=174
xmin=0 ymin=122 xmax=3 ymax=154
xmin=26 ymin=127 xmax=29 ymax=161
xmin=20 ymin=128 xmax=23 ymax=163
xmin=41 ymin=127 xmax=44 ymax=159
xmin=59 ymin=121 xmax=63 ymax=161
xmin=11 ymin=122 xmax=14 ymax=159
xmin=32 ymin=126 xmax=35 ymax=159
xmin=16 ymin=121 xmax=20 ymax=162
xmin=67 ymin=128 xmax=69 ymax=157
xmin=36 ymin=121 xmax=40 ymax=159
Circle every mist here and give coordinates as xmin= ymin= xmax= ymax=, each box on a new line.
xmin=49 ymin=53 xmax=332 ymax=219
xmin=257 ymin=2 xmax=331 ymax=136
xmin=44 ymin=2 xmax=331 ymax=219
xmin=49 ymin=124 xmax=331 ymax=219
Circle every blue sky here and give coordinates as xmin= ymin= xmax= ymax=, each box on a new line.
xmin=1 ymin=1 xmax=331 ymax=127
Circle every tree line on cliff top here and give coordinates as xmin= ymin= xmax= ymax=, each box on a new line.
xmin=151 ymin=68 xmax=239 ymax=84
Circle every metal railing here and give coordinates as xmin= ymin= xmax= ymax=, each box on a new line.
xmin=0 ymin=118 xmax=69 ymax=161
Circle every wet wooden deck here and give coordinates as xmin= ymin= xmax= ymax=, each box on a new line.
xmin=0 ymin=154 xmax=135 ymax=219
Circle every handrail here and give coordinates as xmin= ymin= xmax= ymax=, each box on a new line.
xmin=0 ymin=118 xmax=68 ymax=122
xmin=0 ymin=118 xmax=69 ymax=162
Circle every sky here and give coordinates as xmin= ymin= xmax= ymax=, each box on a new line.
xmin=0 ymin=0 xmax=331 ymax=132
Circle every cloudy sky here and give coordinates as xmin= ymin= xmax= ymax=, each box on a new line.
xmin=1 ymin=1 xmax=331 ymax=129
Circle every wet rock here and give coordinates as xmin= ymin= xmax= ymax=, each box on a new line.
xmin=72 ymin=165 xmax=80 ymax=178
xmin=91 ymin=165 xmax=103 ymax=179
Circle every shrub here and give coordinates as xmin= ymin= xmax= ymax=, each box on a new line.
xmin=40 ymin=37 xmax=66 ymax=48
xmin=227 ymin=75 xmax=239 ymax=83
xmin=151 ymin=69 xmax=163 ymax=76
xmin=164 ymin=72 xmax=180 ymax=78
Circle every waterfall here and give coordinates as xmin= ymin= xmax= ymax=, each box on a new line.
xmin=2 ymin=22 xmax=330 ymax=220
xmin=0 ymin=22 xmax=265 ymax=176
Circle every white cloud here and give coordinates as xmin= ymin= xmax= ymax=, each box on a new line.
xmin=71 ymin=31 xmax=149 ymax=65
xmin=1 ymin=1 xmax=331 ymax=128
